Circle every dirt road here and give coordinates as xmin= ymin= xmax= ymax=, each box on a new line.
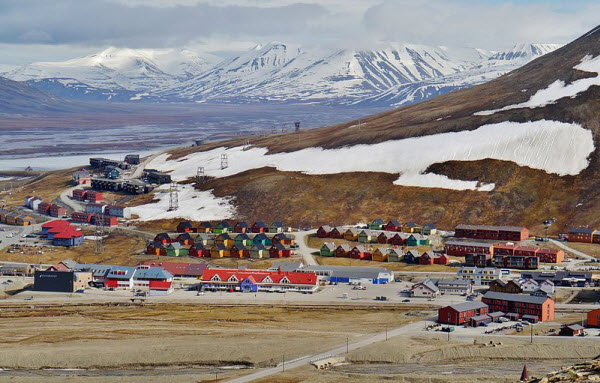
xmin=549 ymin=239 xmax=593 ymax=270
xmin=291 ymin=229 xmax=317 ymax=265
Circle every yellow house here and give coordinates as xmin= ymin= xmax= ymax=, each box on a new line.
xmin=372 ymin=248 xmax=388 ymax=262
xmin=402 ymin=221 xmax=422 ymax=233
xmin=210 ymin=244 xmax=230 ymax=258
xmin=344 ymin=228 xmax=359 ymax=241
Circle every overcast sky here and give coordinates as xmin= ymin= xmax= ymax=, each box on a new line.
xmin=1 ymin=0 xmax=599 ymax=66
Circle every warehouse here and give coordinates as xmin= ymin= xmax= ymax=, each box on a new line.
xmin=34 ymin=270 xmax=92 ymax=292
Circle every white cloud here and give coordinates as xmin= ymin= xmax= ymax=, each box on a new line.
xmin=1 ymin=0 xmax=599 ymax=65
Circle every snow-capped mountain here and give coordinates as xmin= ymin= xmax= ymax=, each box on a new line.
xmin=6 ymin=47 xmax=220 ymax=100
xmin=4 ymin=43 xmax=560 ymax=105
xmin=165 ymin=42 xmax=496 ymax=104
xmin=355 ymin=43 xmax=562 ymax=106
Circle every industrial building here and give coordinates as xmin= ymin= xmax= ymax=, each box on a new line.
xmin=269 ymin=262 xmax=394 ymax=284
xmin=438 ymin=301 xmax=489 ymax=325
xmin=34 ymin=270 xmax=92 ymax=292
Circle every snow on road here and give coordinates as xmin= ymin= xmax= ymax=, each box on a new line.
xmin=130 ymin=184 xmax=235 ymax=221
xmin=476 ymin=54 xmax=600 ymax=116
xmin=148 ymin=120 xmax=593 ymax=192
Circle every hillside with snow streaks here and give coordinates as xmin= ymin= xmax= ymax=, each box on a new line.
xmin=476 ymin=54 xmax=600 ymax=115
xmin=146 ymin=120 xmax=593 ymax=194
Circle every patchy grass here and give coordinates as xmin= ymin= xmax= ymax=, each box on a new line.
xmin=0 ymin=232 xmax=150 ymax=266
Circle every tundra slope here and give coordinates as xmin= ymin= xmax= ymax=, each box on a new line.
xmin=132 ymin=25 xmax=600 ymax=232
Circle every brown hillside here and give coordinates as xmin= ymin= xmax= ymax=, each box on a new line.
xmin=169 ymin=26 xmax=600 ymax=232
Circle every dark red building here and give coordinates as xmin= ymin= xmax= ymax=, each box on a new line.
xmin=438 ymin=301 xmax=489 ymax=325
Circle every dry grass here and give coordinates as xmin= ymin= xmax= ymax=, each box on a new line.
xmin=0 ymin=303 xmax=422 ymax=370
xmin=0 ymin=232 xmax=150 ymax=266
xmin=0 ymin=168 xmax=74 ymax=208
xmin=314 ymin=256 xmax=456 ymax=272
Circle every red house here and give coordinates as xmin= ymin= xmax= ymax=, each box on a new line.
xmin=234 ymin=221 xmax=250 ymax=233
xmin=329 ymin=227 xmax=344 ymax=239
xmin=420 ymin=251 xmax=435 ymax=265
xmin=154 ymin=233 xmax=172 ymax=244
xmin=537 ymin=248 xmax=564 ymax=263
xmin=317 ymin=225 xmax=333 ymax=238
xmin=384 ymin=220 xmax=402 ymax=232
xmin=189 ymin=244 xmax=211 ymax=258
xmin=389 ymin=233 xmax=405 ymax=246
xmin=269 ymin=243 xmax=291 ymax=258
xmin=251 ymin=221 xmax=268 ymax=233
xmin=349 ymin=246 xmax=372 ymax=260
xmin=176 ymin=221 xmax=194 ymax=233
xmin=378 ymin=232 xmax=394 ymax=244
xmin=176 ymin=233 xmax=194 ymax=245
xmin=434 ymin=254 xmax=450 ymax=265
xmin=334 ymin=244 xmax=352 ymax=258
xmin=438 ymin=301 xmax=489 ymax=325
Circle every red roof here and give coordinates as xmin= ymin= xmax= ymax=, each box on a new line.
xmin=42 ymin=219 xmax=70 ymax=228
xmin=201 ymin=269 xmax=317 ymax=285
xmin=53 ymin=228 xmax=83 ymax=239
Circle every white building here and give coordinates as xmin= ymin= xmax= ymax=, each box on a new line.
xmin=457 ymin=267 xmax=507 ymax=286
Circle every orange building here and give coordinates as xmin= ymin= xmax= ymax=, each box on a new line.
xmin=588 ymin=308 xmax=600 ymax=327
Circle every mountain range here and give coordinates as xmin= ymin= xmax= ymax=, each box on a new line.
xmin=4 ymin=42 xmax=560 ymax=107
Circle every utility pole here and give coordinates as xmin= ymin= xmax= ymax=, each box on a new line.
xmin=282 ymin=354 xmax=285 ymax=372
xmin=530 ymin=323 xmax=534 ymax=344
xmin=385 ymin=325 xmax=388 ymax=341
xmin=346 ymin=336 xmax=349 ymax=353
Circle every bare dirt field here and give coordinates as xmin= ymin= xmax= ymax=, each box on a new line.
xmin=314 ymin=255 xmax=459 ymax=272
xmin=0 ymin=303 xmax=422 ymax=382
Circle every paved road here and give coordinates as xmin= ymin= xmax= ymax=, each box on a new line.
xmin=291 ymin=229 xmax=317 ymax=266
xmin=224 ymin=319 xmax=426 ymax=383
xmin=129 ymin=150 xmax=167 ymax=179
xmin=59 ymin=184 xmax=85 ymax=212
xmin=549 ymin=239 xmax=593 ymax=270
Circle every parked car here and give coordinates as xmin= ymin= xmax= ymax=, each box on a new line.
xmin=402 ymin=299 xmax=410 ymax=303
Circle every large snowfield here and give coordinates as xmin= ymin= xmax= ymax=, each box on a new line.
xmin=476 ymin=54 xmax=600 ymax=116
xmin=134 ymin=119 xmax=594 ymax=221
xmin=130 ymin=185 xmax=235 ymax=222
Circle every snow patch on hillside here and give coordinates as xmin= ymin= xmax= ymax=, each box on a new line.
xmin=130 ymin=184 xmax=235 ymax=221
xmin=475 ymin=54 xmax=600 ymax=115
xmin=146 ymin=120 xmax=593 ymax=193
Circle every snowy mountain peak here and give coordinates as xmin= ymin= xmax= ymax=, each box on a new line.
xmin=488 ymin=43 xmax=562 ymax=62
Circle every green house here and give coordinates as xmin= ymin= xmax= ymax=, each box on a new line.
xmin=166 ymin=242 xmax=188 ymax=257
xmin=387 ymin=248 xmax=403 ymax=262
xmin=405 ymin=234 xmax=429 ymax=247
xmin=234 ymin=233 xmax=251 ymax=246
xmin=358 ymin=230 xmax=374 ymax=243
xmin=250 ymin=244 xmax=267 ymax=259
xmin=213 ymin=221 xmax=231 ymax=234
xmin=368 ymin=219 xmax=385 ymax=230
xmin=320 ymin=242 xmax=336 ymax=257
xmin=252 ymin=233 xmax=272 ymax=246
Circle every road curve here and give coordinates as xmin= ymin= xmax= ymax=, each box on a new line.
xmin=290 ymin=229 xmax=317 ymax=266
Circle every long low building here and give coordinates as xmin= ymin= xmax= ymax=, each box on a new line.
xmin=520 ymin=271 xmax=593 ymax=287
xmin=455 ymin=225 xmax=529 ymax=241
xmin=270 ymin=262 xmax=394 ymax=284
xmin=200 ymin=269 xmax=318 ymax=293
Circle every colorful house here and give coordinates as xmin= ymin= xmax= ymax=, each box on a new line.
xmin=269 ymin=221 xmax=285 ymax=233
xmin=250 ymin=244 xmax=268 ymax=259
xmin=176 ymin=221 xmax=194 ymax=233
xmin=189 ymin=243 xmax=210 ymax=258
xmin=329 ymin=227 xmax=344 ymax=239
xmin=194 ymin=233 xmax=214 ymax=247
xmin=384 ymin=219 xmax=402 ymax=232
xmin=210 ymin=244 xmax=230 ymax=258
xmin=368 ymin=219 xmax=385 ymax=230
xmin=213 ymin=221 xmax=231 ymax=234
xmin=387 ymin=248 xmax=404 ymax=262
xmin=176 ymin=232 xmax=194 ymax=245
xmin=230 ymin=243 xmax=250 ymax=258
xmin=372 ymin=248 xmax=388 ymax=262
xmin=234 ymin=233 xmax=251 ymax=246
xmin=403 ymin=221 xmax=422 ymax=233
xmin=269 ymin=243 xmax=291 ymax=258
xmin=234 ymin=221 xmax=250 ymax=233
xmin=344 ymin=228 xmax=360 ymax=241
xmin=198 ymin=221 xmax=213 ymax=233
xmin=320 ymin=242 xmax=336 ymax=257
xmin=251 ymin=233 xmax=271 ymax=246
xmin=334 ymin=244 xmax=352 ymax=258
xmin=317 ymin=225 xmax=333 ymax=238
xmin=403 ymin=250 xmax=421 ymax=264
xmin=166 ymin=242 xmax=189 ymax=257
xmin=251 ymin=221 xmax=268 ymax=233
xmin=358 ymin=230 xmax=375 ymax=243
xmin=422 ymin=223 xmax=437 ymax=235
xmin=350 ymin=245 xmax=372 ymax=260
xmin=215 ymin=233 xmax=233 ymax=246
xmin=272 ymin=233 xmax=294 ymax=245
